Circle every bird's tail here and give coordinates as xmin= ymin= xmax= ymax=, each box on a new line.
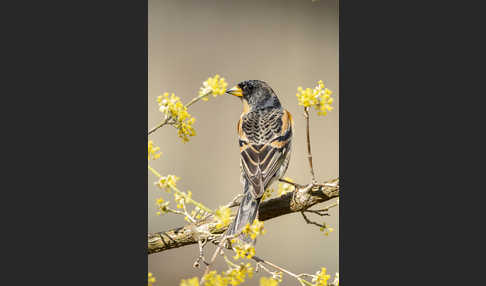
xmin=226 ymin=187 xmax=260 ymax=243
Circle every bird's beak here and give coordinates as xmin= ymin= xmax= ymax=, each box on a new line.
xmin=226 ymin=85 xmax=243 ymax=97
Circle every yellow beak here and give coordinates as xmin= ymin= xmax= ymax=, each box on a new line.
xmin=226 ymin=86 xmax=243 ymax=97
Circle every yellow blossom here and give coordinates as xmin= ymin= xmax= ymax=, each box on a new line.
xmin=230 ymin=220 xmax=265 ymax=257
xmin=148 ymin=272 xmax=156 ymax=286
xmin=157 ymin=92 xmax=196 ymax=142
xmin=199 ymin=74 xmax=228 ymax=100
xmin=296 ymin=80 xmax=334 ymax=116
xmin=199 ymin=262 xmax=254 ymax=286
xmin=313 ymin=267 xmax=331 ymax=286
xmin=190 ymin=206 xmax=207 ymax=220
xmin=224 ymin=263 xmax=254 ymax=286
xmin=332 ymin=273 xmax=339 ymax=286
xmin=180 ymin=277 xmax=199 ymax=286
xmin=155 ymin=174 xmax=180 ymax=192
xmin=148 ymin=141 xmax=162 ymax=160
xmin=202 ymin=271 xmax=228 ymax=286
xmin=260 ymin=277 xmax=279 ymax=286
xmin=155 ymin=197 xmax=169 ymax=215
xmin=242 ymin=219 xmax=265 ymax=240
xmin=319 ymin=223 xmax=334 ymax=236
xmin=233 ymin=242 xmax=256 ymax=260
xmin=277 ymin=177 xmax=295 ymax=196
xmin=271 ymin=272 xmax=283 ymax=283
xmin=194 ymin=259 xmax=254 ymax=285
xmin=241 ymin=263 xmax=254 ymax=279
xmin=215 ymin=206 xmax=232 ymax=229
xmin=261 ymin=187 xmax=274 ymax=201
xmin=174 ymin=192 xmax=185 ymax=209
xmin=296 ymin=86 xmax=319 ymax=107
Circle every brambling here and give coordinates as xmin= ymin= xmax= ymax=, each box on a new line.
xmin=226 ymin=80 xmax=293 ymax=241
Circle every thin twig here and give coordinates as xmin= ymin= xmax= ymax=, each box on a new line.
xmin=300 ymin=212 xmax=326 ymax=228
xmin=193 ymin=239 xmax=209 ymax=268
xmin=200 ymin=230 xmax=243 ymax=284
xmin=200 ymin=235 xmax=228 ymax=284
xmin=308 ymin=200 xmax=339 ymax=214
xmin=297 ymin=273 xmax=316 ymax=280
xmin=304 ymin=209 xmax=330 ymax=216
xmin=166 ymin=208 xmax=186 ymax=216
xmin=251 ymin=255 xmax=314 ymax=286
xmin=185 ymin=91 xmax=210 ymax=108
xmin=182 ymin=201 xmax=197 ymax=223
xmin=255 ymin=261 xmax=282 ymax=281
xmin=303 ymin=107 xmax=317 ymax=184
xmin=255 ymin=262 xmax=273 ymax=275
xmin=278 ymin=178 xmax=302 ymax=189
xmin=148 ymin=117 xmax=171 ymax=135
xmin=303 ymin=200 xmax=339 ymax=217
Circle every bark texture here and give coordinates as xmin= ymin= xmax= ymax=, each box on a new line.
xmin=148 ymin=178 xmax=339 ymax=255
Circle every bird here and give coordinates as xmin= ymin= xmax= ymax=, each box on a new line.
xmin=225 ymin=80 xmax=293 ymax=242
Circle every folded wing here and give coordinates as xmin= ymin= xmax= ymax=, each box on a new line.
xmin=238 ymin=109 xmax=293 ymax=198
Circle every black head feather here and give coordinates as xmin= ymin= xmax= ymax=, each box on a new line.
xmin=237 ymin=80 xmax=281 ymax=110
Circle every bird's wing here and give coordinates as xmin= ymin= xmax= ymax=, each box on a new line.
xmin=238 ymin=109 xmax=293 ymax=199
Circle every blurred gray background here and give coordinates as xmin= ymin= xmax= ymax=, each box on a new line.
xmin=148 ymin=0 xmax=338 ymax=285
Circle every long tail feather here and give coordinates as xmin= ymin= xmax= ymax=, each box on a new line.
xmin=226 ymin=185 xmax=260 ymax=243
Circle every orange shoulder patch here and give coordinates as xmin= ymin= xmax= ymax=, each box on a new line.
xmin=237 ymin=114 xmax=247 ymax=141
xmin=236 ymin=117 xmax=241 ymax=134
xmin=281 ymin=110 xmax=293 ymax=134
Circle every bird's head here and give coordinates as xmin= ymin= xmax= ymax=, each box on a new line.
xmin=226 ymin=80 xmax=281 ymax=112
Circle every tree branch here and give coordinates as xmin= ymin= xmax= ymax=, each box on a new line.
xmin=148 ymin=178 xmax=339 ymax=255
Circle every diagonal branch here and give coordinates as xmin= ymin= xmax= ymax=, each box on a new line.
xmin=148 ymin=178 xmax=339 ymax=255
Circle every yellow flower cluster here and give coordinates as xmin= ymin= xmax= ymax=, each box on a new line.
xmin=148 ymin=272 xmax=156 ymax=286
xmin=296 ymin=80 xmax=334 ymax=116
xmin=260 ymin=277 xmax=279 ymax=286
xmin=331 ymin=273 xmax=339 ymax=286
xmin=155 ymin=197 xmax=169 ymax=216
xmin=261 ymin=178 xmax=295 ymax=201
xmin=261 ymin=187 xmax=274 ymax=201
xmin=214 ymin=206 xmax=232 ymax=229
xmin=157 ymin=92 xmax=196 ymax=142
xmin=190 ymin=206 xmax=207 ymax=220
xmin=155 ymin=174 xmax=180 ymax=192
xmin=225 ymin=263 xmax=254 ymax=285
xmin=180 ymin=277 xmax=199 ymax=286
xmin=174 ymin=190 xmax=192 ymax=209
xmin=201 ymin=271 xmax=225 ymax=286
xmin=313 ymin=267 xmax=331 ymax=286
xmin=199 ymin=74 xmax=228 ymax=101
xmin=242 ymin=219 xmax=265 ymax=240
xmin=230 ymin=219 xmax=265 ymax=259
xmin=197 ymin=263 xmax=254 ymax=286
xmin=277 ymin=177 xmax=295 ymax=196
xmin=319 ymin=222 xmax=334 ymax=236
xmin=232 ymin=242 xmax=256 ymax=260
xmin=148 ymin=140 xmax=161 ymax=161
